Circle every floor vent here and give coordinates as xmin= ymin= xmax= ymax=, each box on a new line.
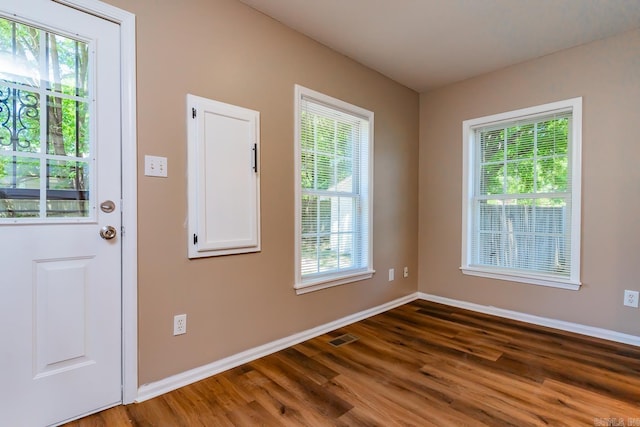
xmin=329 ymin=333 xmax=359 ymax=347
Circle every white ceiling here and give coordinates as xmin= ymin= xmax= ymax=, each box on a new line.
xmin=238 ymin=0 xmax=640 ymax=92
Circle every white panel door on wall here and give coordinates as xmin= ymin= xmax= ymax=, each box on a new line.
xmin=0 ymin=1 xmax=122 ymax=425
xmin=187 ymin=94 xmax=261 ymax=258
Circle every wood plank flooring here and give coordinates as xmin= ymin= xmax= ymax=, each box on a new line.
xmin=65 ymin=300 xmax=640 ymax=426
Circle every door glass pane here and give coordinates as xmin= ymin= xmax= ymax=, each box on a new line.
xmin=47 ymin=33 xmax=89 ymax=98
xmin=0 ymin=155 xmax=40 ymax=218
xmin=0 ymin=19 xmax=41 ymax=88
xmin=46 ymin=159 xmax=89 ymax=217
xmin=0 ymin=16 xmax=92 ymax=221
xmin=46 ymin=96 xmax=89 ymax=157
xmin=0 ymin=87 xmax=41 ymax=153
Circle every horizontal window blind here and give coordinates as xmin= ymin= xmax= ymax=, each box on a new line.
xmin=471 ymin=111 xmax=573 ymax=278
xmin=299 ymin=94 xmax=370 ymax=280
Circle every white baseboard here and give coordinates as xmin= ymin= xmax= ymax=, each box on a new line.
xmin=137 ymin=291 xmax=640 ymax=403
xmin=136 ymin=292 xmax=419 ymax=402
xmin=418 ymin=292 xmax=640 ymax=347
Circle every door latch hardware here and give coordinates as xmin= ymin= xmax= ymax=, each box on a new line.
xmin=100 ymin=225 xmax=117 ymax=240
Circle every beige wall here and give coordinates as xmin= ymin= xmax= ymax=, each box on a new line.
xmin=102 ymin=0 xmax=419 ymax=384
xmin=419 ymin=29 xmax=640 ymax=335
xmin=98 ymin=0 xmax=640 ymax=387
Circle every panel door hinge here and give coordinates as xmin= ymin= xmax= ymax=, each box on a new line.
xmin=193 ymin=233 xmax=198 ymax=245
xmin=192 ymin=108 xmax=197 ymax=119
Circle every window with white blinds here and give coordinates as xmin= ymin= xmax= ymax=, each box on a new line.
xmin=294 ymin=85 xmax=374 ymax=294
xmin=461 ymin=98 xmax=582 ymax=290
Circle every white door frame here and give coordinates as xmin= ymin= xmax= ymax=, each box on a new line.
xmin=53 ymin=0 xmax=138 ymax=404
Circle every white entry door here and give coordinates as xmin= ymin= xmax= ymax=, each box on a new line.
xmin=0 ymin=1 xmax=122 ymax=425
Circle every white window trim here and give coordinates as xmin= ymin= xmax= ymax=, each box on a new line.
xmin=461 ymin=97 xmax=582 ymax=290
xmin=294 ymin=84 xmax=375 ymax=295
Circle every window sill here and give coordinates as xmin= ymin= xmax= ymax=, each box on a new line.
xmin=295 ymin=270 xmax=375 ymax=295
xmin=460 ymin=266 xmax=581 ymax=291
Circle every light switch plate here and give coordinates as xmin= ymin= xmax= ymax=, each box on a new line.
xmin=145 ymin=155 xmax=168 ymax=177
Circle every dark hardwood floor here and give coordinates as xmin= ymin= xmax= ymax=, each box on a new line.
xmin=66 ymin=300 xmax=640 ymax=426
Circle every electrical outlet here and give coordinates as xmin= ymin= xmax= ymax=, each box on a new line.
xmin=173 ymin=314 xmax=187 ymax=335
xmin=388 ymin=268 xmax=394 ymax=281
xmin=403 ymin=267 xmax=409 ymax=278
xmin=624 ymin=290 xmax=639 ymax=308
xmin=144 ymin=155 xmax=168 ymax=177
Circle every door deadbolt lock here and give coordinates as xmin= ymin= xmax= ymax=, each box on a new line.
xmin=100 ymin=200 xmax=116 ymax=213
xmin=100 ymin=225 xmax=117 ymax=240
